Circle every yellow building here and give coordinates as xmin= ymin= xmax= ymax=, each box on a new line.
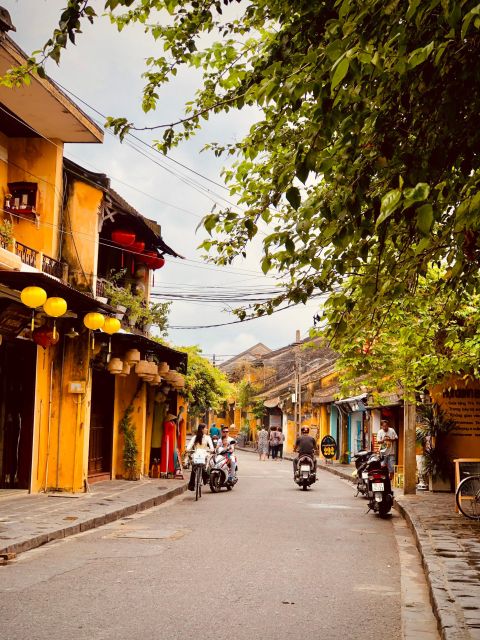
xmin=0 ymin=26 xmax=187 ymax=494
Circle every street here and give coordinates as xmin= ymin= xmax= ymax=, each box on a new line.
xmin=0 ymin=454 xmax=436 ymax=640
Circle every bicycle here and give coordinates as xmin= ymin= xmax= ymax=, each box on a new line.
xmin=191 ymin=449 xmax=208 ymax=502
xmin=455 ymin=473 xmax=480 ymax=520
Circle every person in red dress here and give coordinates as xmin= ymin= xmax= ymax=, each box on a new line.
xmin=160 ymin=413 xmax=177 ymax=477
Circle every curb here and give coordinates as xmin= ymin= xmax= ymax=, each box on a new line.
xmin=0 ymin=482 xmax=187 ymax=559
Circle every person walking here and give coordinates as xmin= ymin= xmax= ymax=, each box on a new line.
xmin=278 ymin=429 xmax=285 ymax=459
xmin=257 ymin=426 xmax=269 ymax=461
xmin=269 ymin=427 xmax=280 ymax=460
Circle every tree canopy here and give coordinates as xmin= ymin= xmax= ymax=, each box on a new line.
xmin=178 ymin=345 xmax=233 ymax=416
xmin=7 ymin=0 xmax=480 ymax=348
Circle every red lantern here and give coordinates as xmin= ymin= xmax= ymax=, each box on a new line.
xmin=142 ymin=251 xmax=165 ymax=270
xmin=32 ymin=326 xmax=59 ymax=350
xmin=111 ymin=230 xmax=136 ymax=247
xmin=128 ymin=241 xmax=145 ymax=254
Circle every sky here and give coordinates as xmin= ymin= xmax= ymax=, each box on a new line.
xmin=3 ymin=0 xmax=322 ymax=364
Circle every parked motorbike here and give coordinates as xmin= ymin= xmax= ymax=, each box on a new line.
xmin=352 ymin=450 xmax=374 ymax=497
xmin=294 ymin=455 xmax=317 ymax=491
xmin=365 ymin=452 xmax=393 ymax=517
xmin=209 ymin=440 xmax=238 ymax=493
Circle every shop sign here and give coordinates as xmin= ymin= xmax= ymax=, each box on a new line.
xmin=321 ymin=435 xmax=337 ymax=459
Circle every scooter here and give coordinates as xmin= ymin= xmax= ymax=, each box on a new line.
xmin=365 ymin=452 xmax=393 ymax=517
xmin=352 ymin=450 xmax=374 ymax=497
xmin=294 ymin=455 xmax=317 ymax=491
xmin=209 ymin=441 xmax=238 ymax=492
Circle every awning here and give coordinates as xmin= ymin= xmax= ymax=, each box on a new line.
xmin=0 ymin=270 xmax=113 ymax=314
xmin=264 ymin=396 xmax=280 ymax=408
xmin=112 ymin=332 xmax=187 ymax=373
xmin=335 ymin=394 xmax=368 ymax=412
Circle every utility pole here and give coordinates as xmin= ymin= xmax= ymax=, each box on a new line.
xmin=294 ymin=329 xmax=302 ymax=436
xmin=212 ymin=354 xmax=216 ymax=367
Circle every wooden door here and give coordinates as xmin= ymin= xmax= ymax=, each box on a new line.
xmin=88 ymin=370 xmax=114 ymax=476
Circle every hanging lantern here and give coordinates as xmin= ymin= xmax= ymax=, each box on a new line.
xmin=43 ymin=297 xmax=67 ymax=340
xmin=84 ymin=312 xmax=105 ymax=350
xmin=157 ymin=362 xmax=169 ymax=375
xmin=32 ymin=325 xmax=59 ymax=350
xmin=103 ymin=317 xmax=121 ymax=335
xmin=102 ymin=317 xmax=121 ymax=360
xmin=20 ymin=286 xmax=47 ymax=331
xmin=129 ymin=241 xmax=145 ymax=255
xmin=142 ymin=251 xmax=165 ymax=270
xmin=107 ymin=357 xmax=123 ymax=375
xmin=111 ymin=230 xmax=136 ymax=247
xmin=119 ymin=361 xmax=131 ymax=377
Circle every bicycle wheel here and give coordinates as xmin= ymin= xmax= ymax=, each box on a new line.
xmin=456 ymin=476 xmax=480 ymax=520
xmin=195 ymin=465 xmax=202 ymax=501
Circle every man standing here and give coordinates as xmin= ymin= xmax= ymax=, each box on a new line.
xmin=376 ymin=419 xmax=398 ymax=481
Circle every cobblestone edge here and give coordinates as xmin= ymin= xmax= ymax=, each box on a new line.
xmin=0 ymin=482 xmax=187 ymax=559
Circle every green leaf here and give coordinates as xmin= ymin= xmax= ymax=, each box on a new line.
xmin=286 ymin=187 xmax=301 ymax=210
xmin=261 ymin=256 xmax=272 ymax=274
xmin=403 ymin=183 xmax=430 ymax=209
xmin=331 ymin=57 xmax=349 ymax=90
xmin=416 ymin=204 xmax=434 ymax=235
xmin=376 ymin=189 xmax=402 ymax=226
xmin=296 ymin=162 xmax=309 ymax=184
xmin=408 ymin=42 xmax=434 ymax=69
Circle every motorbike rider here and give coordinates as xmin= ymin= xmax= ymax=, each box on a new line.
xmin=186 ymin=423 xmax=214 ymax=490
xmin=217 ymin=425 xmax=237 ymax=481
xmin=293 ymin=426 xmax=318 ymax=474
xmin=376 ymin=419 xmax=398 ymax=481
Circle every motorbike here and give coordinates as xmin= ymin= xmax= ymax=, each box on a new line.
xmin=365 ymin=452 xmax=393 ymax=517
xmin=352 ymin=450 xmax=374 ymax=497
xmin=209 ymin=440 xmax=238 ymax=493
xmin=294 ymin=454 xmax=317 ymax=491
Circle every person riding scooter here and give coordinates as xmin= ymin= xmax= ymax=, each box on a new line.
xmin=293 ymin=426 xmax=318 ymax=474
xmin=217 ymin=426 xmax=237 ymax=481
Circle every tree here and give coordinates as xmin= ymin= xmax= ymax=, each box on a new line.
xmin=8 ymin=1 xmax=480 ymax=340
xmin=179 ymin=345 xmax=233 ymax=417
xmin=325 ymin=267 xmax=480 ymax=400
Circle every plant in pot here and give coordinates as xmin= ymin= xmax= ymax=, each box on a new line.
xmin=119 ymin=403 xmax=139 ymax=480
xmin=0 ymin=218 xmax=14 ymax=249
xmin=416 ymin=402 xmax=456 ymax=491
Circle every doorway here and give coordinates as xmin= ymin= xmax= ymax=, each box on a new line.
xmin=0 ymin=338 xmax=36 ymax=489
xmin=88 ymin=369 xmax=114 ymax=480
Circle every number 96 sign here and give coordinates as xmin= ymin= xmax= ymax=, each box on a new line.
xmin=321 ymin=435 xmax=337 ymax=459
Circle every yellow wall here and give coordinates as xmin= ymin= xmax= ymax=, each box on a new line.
xmin=63 ymin=180 xmax=102 ymax=292
xmin=113 ymin=375 xmax=145 ymax=479
xmin=7 ymin=137 xmax=64 ymax=259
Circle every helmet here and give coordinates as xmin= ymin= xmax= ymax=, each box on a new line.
xmin=301 ymin=426 xmax=309 ymax=434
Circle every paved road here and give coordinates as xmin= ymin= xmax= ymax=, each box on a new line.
xmin=0 ymin=454 xmax=435 ymax=640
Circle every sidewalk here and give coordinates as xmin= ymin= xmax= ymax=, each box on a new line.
xmin=0 ymin=477 xmax=187 ymax=560
xmin=241 ymin=446 xmax=480 ymax=640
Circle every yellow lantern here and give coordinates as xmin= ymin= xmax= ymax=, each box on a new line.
xmin=103 ymin=317 xmax=121 ymax=335
xmin=83 ymin=312 xmax=105 ymax=330
xmin=20 ymin=286 xmax=47 ymax=331
xmin=43 ymin=297 xmax=67 ymax=340
xmin=83 ymin=312 xmax=105 ymax=350
xmin=102 ymin=316 xmax=121 ymax=358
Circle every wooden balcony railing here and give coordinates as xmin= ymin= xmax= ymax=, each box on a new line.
xmin=15 ymin=241 xmax=38 ymax=268
xmin=96 ymin=277 xmax=109 ymax=298
xmin=42 ymin=254 xmax=64 ymax=279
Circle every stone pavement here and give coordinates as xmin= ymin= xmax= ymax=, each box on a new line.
xmin=0 ymin=477 xmax=187 ymax=560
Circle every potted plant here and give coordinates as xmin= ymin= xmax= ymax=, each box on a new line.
xmin=416 ymin=402 xmax=456 ymax=491
xmin=0 ymin=218 xmax=14 ymax=249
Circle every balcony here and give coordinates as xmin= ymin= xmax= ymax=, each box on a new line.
xmin=0 ymin=238 xmax=67 ymax=282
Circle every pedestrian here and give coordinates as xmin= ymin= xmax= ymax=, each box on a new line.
xmin=278 ymin=429 xmax=285 ymax=459
xmin=269 ymin=427 xmax=280 ymax=460
xmin=376 ymin=419 xmax=398 ymax=481
xmin=257 ymin=426 xmax=269 ymax=461
xmin=209 ymin=422 xmax=221 ymax=439
xmin=186 ymin=423 xmax=214 ymax=490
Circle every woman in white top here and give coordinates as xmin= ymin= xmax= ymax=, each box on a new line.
xmin=186 ymin=424 xmax=214 ymax=490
